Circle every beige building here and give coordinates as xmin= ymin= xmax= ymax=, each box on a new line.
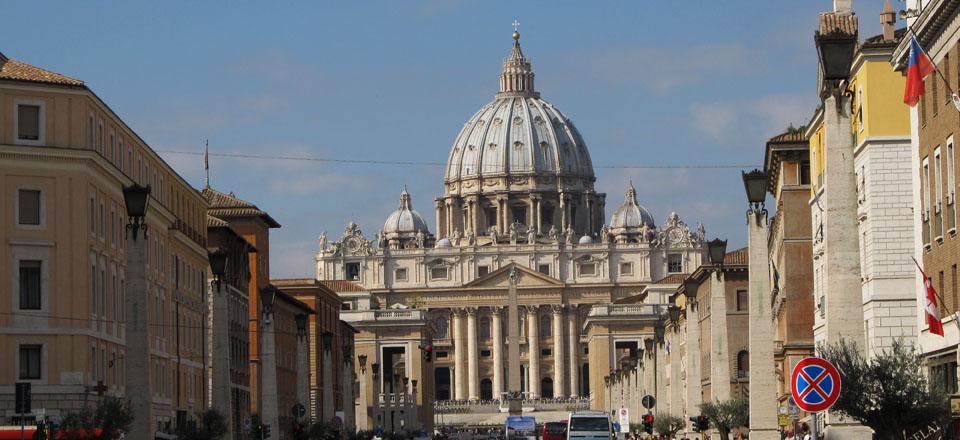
xmin=316 ymin=31 xmax=706 ymax=429
xmin=0 ymin=50 xmax=210 ymax=433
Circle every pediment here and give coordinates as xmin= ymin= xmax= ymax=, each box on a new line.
xmin=465 ymin=263 xmax=563 ymax=288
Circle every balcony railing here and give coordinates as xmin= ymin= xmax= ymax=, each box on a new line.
xmin=587 ymin=304 xmax=662 ymax=317
xmin=340 ymin=308 xmax=427 ymax=323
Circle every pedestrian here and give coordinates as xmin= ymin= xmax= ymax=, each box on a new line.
xmin=799 ymin=423 xmax=811 ymax=440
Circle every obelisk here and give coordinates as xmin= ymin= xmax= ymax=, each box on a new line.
xmin=507 ymin=266 xmax=522 ymax=415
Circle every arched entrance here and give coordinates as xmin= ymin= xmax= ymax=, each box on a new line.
xmin=541 ymin=377 xmax=554 ymax=399
xmin=480 ymin=378 xmax=493 ymax=400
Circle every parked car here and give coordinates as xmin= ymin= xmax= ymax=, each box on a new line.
xmin=567 ymin=411 xmax=613 ymax=440
xmin=542 ymin=422 xmax=567 ymax=440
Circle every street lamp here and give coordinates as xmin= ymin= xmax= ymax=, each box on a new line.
xmin=358 ymin=354 xmax=368 ymax=372
xmin=815 ymin=25 xmax=857 ymax=83
xmin=259 ymin=286 xmax=277 ymax=317
xmin=654 ymin=322 xmax=665 ymax=344
xmin=667 ymin=305 xmax=681 ymax=326
xmin=643 ymin=338 xmax=654 ymax=354
xmin=742 ymin=169 xmax=768 ymax=215
xmin=321 ymin=331 xmax=334 ymax=350
xmin=295 ymin=313 xmax=308 ymax=338
xmin=683 ymin=277 xmax=699 ymax=301
xmin=122 ymin=183 xmax=151 ymax=240
xmin=208 ymin=247 xmax=228 ymax=289
xmin=707 ymin=238 xmax=728 ymax=267
xmin=371 ymin=363 xmax=380 ymax=378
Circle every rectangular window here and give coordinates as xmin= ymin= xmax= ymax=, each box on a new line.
xmin=99 ymin=202 xmax=105 ymax=239
xmin=436 ymin=351 xmax=448 ymax=359
xmin=17 ymin=104 xmax=40 ymax=141
xmin=98 ymin=122 xmax=104 ymax=154
xmin=799 ymin=161 xmax=811 ymax=185
xmin=395 ymin=268 xmax=408 ymax=282
xmin=736 ymin=289 xmax=748 ymax=311
xmin=924 ymin=158 xmax=932 ymax=246
xmin=948 ymin=138 xmax=956 ymax=231
xmin=540 ymin=348 xmax=552 ymax=357
xmin=88 ymin=114 xmax=95 ymax=149
xmin=91 ymin=347 xmax=97 ymax=382
xmin=667 ymin=254 xmax=683 ymax=273
xmin=538 ymin=264 xmax=550 ymax=276
xmin=430 ymin=267 xmax=449 ymax=280
xmin=481 ymin=349 xmax=491 ymax=357
xmin=109 ymin=131 xmax=115 ymax=162
xmin=579 ymin=263 xmax=596 ymax=276
xmin=620 ymin=262 xmax=633 ymax=276
xmin=478 ymin=265 xmax=490 ymax=277
xmin=953 ymin=264 xmax=958 ymax=315
xmin=346 ymin=262 xmax=360 ymax=281
xmin=19 ymin=260 xmax=41 ymax=310
xmin=19 ymin=345 xmax=41 ymax=380
xmin=936 ymin=147 xmax=944 ymax=239
xmin=91 ymin=262 xmax=97 ymax=314
xmin=511 ymin=206 xmax=527 ymax=225
xmin=18 ymin=189 xmax=41 ymax=225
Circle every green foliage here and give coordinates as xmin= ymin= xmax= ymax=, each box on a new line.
xmin=652 ymin=413 xmax=685 ymax=437
xmin=180 ymin=408 xmax=229 ymax=440
xmin=58 ymin=397 xmax=134 ymax=440
xmin=785 ymin=124 xmax=807 ymax=135
xmin=699 ymin=398 xmax=748 ymax=440
xmin=818 ymin=338 xmax=951 ymax=440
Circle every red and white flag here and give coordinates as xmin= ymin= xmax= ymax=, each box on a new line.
xmin=914 ymin=257 xmax=945 ymax=336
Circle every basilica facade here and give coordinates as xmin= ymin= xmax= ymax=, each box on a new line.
xmin=318 ymin=31 xmax=707 ymax=428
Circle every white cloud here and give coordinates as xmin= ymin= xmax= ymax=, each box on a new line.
xmin=689 ymin=93 xmax=816 ymax=147
xmin=267 ymin=172 xmax=373 ymax=195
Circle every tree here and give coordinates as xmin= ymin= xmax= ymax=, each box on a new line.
xmin=652 ymin=413 xmax=685 ymax=438
xmin=58 ymin=397 xmax=134 ymax=440
xmin=699 ymin=398 xmax=748 ymax=440
xmin=180 ymin=408 xmax=229 ymax=440
xmin=818 ymin=338 xmax=951 ymax=439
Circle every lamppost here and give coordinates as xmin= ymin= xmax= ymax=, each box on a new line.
xmin=604 ymin=375 xmax=611 ymax=413
xmin=741 ymin=169 xmax=778 ymax=440
xmin=122 ymin=183 xmax=152 ymax=440
xmin=371 ymin=362 xmax=381 ymax=432
xmin=681 ymin=275 xmax=703 ymax=434
xmin=208 ymin=247 xmax=233 ymax=440
xmin=295 ymin=313 xmax=310 ymax=423
xmin=813 ymin=13 xmax=867 ymax=439
xmin=321 ymin=331 xmax=335 ymax=423
xmin=358 ymin=354 xmax=369 ymax=431
xmin=259 ymin=286 xmax=279 ymax=438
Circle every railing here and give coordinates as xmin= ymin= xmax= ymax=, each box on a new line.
xmin=340 ymin=308 xmax=427 ymax=322
xmin=587 ymin=304 xmax=662 ymax=317
xmin=433 ymin=397 xmax=590 ymax=414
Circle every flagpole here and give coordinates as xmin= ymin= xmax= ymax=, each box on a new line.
xmin=204 ymin=139 xmax=210 ymax=188
xmin=904 ymin=25 xmax=959 ymax=107
xmin=912 ymin=256 xmax=960 ymax=332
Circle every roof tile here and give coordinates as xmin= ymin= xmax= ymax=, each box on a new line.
xmin=0 ymin=57 xmax=84 ymax=87
xmin=319 ymin=280 xmax=366 ymax=293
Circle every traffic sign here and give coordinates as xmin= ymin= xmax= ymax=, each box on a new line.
xmin=778 ymin=414 xmax=791 ymax=427
xmin=618 ymin=407 xmax=629 ymax=433
xmin=641 ymin=394 xmax=656 ymax=409
xmin=292 ymin=403 xmax=306 ymax=419
xmin=791 ymin=357 xmax=841 ymax=412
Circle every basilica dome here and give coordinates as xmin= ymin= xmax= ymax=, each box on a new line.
xmin=444 ymin=32 xmax=595 ymax=188
xmin=384 ymin=187 xmax=430 ymax=236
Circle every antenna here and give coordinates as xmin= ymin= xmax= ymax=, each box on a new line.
xmin=204 ymin=139 xmax=210 ymax=188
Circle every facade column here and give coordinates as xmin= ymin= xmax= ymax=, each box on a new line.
xmin=210 ymin=280 xmax=233 ymax=440
xmin=709 ymin=271 xmax=732 ymax=402
xmin=559 ymin=193 xmax=568 ymax=232
xmin=435 ymin=199 xmax=445 ymax=239
xmin=684 ymin=303 xmax=702 ymax=434
xmin=466 ymin=308 xmax=480 ymax=400
xmin=444 ymin=200 xmax=453 ymax=238
xmin=567 ymin=307 xmax=580 ymax=397
xmin=372 ymin=367 xmax=381 ymax=431
xmin=655 ymin=342 xmax=667 ymax=416
xmin=526 ymin=306 xmax=541 ymax=398
xmin=821 ymin=91 xmax=870 ymax=438
xmin=585 ymin=194 xmax=594 ymax=234
xmin=451 ymin=309 xmax=466 ymax=400
xmin=491 ymin=307 xmax=504 ymax=399
xmin=472 ymin=198 xmax=482 ymax=236
xmin=551 ymin=305 xmax=566 ymax=398
xmin=124 ymin=226 xmax=152 ymax=440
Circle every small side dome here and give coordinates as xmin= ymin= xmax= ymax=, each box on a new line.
xmin=383 ymin=187 xmax=430 ymax=236
xmin=435 ymin=238 xmax=452 ymax=248
xmin=610 ymin=180 xmax=656 ymax=230
xmin=578 ymin=235 xmax=594 ymax=244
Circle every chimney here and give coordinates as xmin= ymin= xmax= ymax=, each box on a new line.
xmin=834 ymin=0 xmax=853 ymax=14
xmin=881 ymin=0 xmax=897 ymax=41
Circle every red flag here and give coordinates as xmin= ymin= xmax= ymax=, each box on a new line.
xmin=914 ymin=258 xmax=944 ymax=336
xmin=904 ymin=36 xmax=936 ymax=107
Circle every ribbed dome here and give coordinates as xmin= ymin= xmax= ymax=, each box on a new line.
xmin=610 ymin=181 xmax=655 ymax=230
xmin=444 ymin=32 xmax=594 ymax=183
xmin=384 ymin=187 xmax=430 ymax=236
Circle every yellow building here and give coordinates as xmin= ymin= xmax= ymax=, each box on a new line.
xmin=0 ymin=50 xmax=209 ymax=433
xmin=804 ymin=15 xmax=916 ymax=359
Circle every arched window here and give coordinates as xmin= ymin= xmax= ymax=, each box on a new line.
xmin=479 ymin=317 xmax=491 ymax=339
xmin=540 ymin=315 xmax=551 ymax=337
xmin=737 ymin=350 xmax=749 ymax=378
xmin=541 ymin=377 xmax=554 ymax=399
xmin=435 ymin=317 xmax=449 ymax=339
xmin=480 ymin=378 xmax=493 ymax=400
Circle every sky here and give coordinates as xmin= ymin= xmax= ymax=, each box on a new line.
xmin=1 ymin=1 xmax=889 ymax=278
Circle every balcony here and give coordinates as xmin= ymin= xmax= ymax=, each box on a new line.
xmin=340 ymin=308 xmax=428 ymax=324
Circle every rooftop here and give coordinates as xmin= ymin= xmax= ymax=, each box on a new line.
xmin=201 ymin=186 xmax=281 ymax=228
xmin=0 ymin=52 xmax=84 ymax=87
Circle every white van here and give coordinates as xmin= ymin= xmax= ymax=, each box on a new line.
xmin=566 ymin=411 xmax=613 ymax=440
